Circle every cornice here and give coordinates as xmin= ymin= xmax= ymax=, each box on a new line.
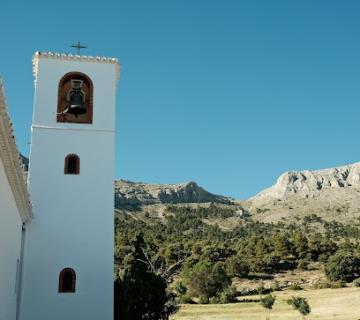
xmin=32 ymin=51 xmax=121 ymax=84
xmin=0 ymin=79 xmax=32 ymax=222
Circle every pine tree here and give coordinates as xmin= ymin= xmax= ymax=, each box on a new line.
xmin=114 ymin=234 xmax=178 ymax=320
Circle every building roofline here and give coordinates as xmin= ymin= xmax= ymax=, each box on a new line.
xmin=0 ymin=78 xmax=32 ymax=222
xmin=32 ymin=51 xmax=121 ymax=83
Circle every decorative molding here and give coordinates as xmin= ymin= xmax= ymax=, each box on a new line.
xmin=32 ymin=124 xmax=115 ymax=133
xmin=32 ymin=51 xmax=121 ymax=84
xmin=0 ymin=79 xmax=32 ymax=222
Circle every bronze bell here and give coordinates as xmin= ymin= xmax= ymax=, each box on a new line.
xmin=67 ymin=80 xmax=87 ymax=117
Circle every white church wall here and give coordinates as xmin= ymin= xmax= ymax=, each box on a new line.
xmin=0 ymin=158 xmax=23 ymax=320
xmin=21 ymin=54 xmax=118 ymax=320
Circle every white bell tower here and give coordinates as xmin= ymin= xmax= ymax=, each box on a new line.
xmin=20 ymin=52 xmax=120 ymax=320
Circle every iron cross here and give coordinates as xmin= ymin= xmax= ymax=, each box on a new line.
xmin=71 ymin=41 xmax=87 ymax=55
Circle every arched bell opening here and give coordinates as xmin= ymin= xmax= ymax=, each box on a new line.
xmin=57 ymin=72 xmax=93 ymax=124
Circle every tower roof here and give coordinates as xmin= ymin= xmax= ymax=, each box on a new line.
xmin=0 ymin=78 xmax=32 ymax=222
xmin=32 ymin=51 xmax=121 ymax=83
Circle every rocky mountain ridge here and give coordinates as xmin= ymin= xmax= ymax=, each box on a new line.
xmin=252 ymin=161 xmax=360 ymax=202
xmin=248 ymin=161 xmax=360 ymax=224
xmin=115 ymin=180 xmax=232 ymax=209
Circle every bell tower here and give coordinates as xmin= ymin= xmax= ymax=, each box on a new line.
xmin=20 ymin=52 xmax=120 ymax=320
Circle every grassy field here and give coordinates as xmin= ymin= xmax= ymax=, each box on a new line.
xmin=172 ymin=287 xmax=360 ymax=320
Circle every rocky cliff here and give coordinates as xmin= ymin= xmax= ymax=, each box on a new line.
xmin=252 ymin=162 xmax=360 ymax=202
xmin=248 ymin=162 xmax=360 ymax=223
xmin=115 ymin=180 xmax=232 ymax=209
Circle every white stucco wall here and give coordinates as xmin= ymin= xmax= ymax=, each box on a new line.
xmin=21 ymin=56 xmax=118 ymax=320
xmin=0 ymin=158 xmax=23 ymax=320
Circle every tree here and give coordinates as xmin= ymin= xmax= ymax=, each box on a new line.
xmin=272 ymin=233 xmax=291 ymax=259
xmin=225 ymin=255 xmax=250 ymax=278
xmin=308 ymin=233 xmax=337 ymax=261
xmin=260 ymin=294 xmax=276 ymax=320
xmin=114 ymin=234 xmax=178 ymax=320
xmin=287 ymin=296 xmax=311 ymax=319
xmin=292 ymin=232 xmax=308 ymax=259
xmin=184 ymin=260 xmax=231 ymax=300
xmin=325 ymin=250 xmax=360 ymax=282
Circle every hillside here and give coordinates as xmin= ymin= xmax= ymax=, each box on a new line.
xmin=114 ymin=161 xmax=360 ymax=225
xmin=247 ymin=162 xmax=360 ymax=224
xmin=115 ymin=180 xmax=232 ymax=209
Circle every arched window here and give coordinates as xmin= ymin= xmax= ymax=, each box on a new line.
xmin=64 ymin=154 xmax=80 ymax=175
xmin=58 ymin=268 xmax=76 ymax=293
xmin=57 ymin=71 xmax=93 ymax=124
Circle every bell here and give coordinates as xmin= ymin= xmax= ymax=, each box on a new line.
xmin=67 ymin=89 xmax=87 ymax=116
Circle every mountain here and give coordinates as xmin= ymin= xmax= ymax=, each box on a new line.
xmin=252 ymin=162 xmax=360 ymax=201
xmin=248 ymin=162 xmax=360 ymax=223
xmin=114 ymin=180 xmax=232 ymax=209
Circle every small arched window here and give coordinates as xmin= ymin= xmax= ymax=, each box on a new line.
xmin=64 ymin=154 xmax=80 ymax=175
xmin=58 ymin=268 xmax=76 ymax=293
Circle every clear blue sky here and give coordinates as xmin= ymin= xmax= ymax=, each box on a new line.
xmin=1 ymin=0 xmax=360 ymax=199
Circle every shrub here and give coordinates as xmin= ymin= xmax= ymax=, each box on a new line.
xmin=198 ymin=295 xmax=209 ymax=304
xmin=219 ymin=286 xmax=237 ymax=304
xmin=260 ymin=294 xmax=276 ymax=320
xmin=297 ymin=259 xmax=309 ymax=270
xmin=175 ymin=282 xmax=187 ymax=295
xmin=185 ymin=260 xmax=231 ymax=299
xmin=271 ymin=281 xmax=281 ymax=291
xmin=225 ymin=255 xmax=250 ymax=278
xmin=312 ymin=281 xmax=331 ymax=289
xmin=256 ymin=284 xmax=265 ymax=295
xmin=209 ymin=296 xmax=219 ymax=304
xmin=353 ymin=278 xmax=360 ymax=287
xmin=260 ymin=294 xmax=276 ymax=310
xmin=289 ymin=283 xmax=302 ymax=291
xmin=287 ymin=296 xmax=311 ymax=317
xmin=179 ymin=294 xmax=193 ymax=304
xmin=325 ymin=251 xmax=360 ymax=282
xmin=330 ymin=280 xmax=346 ymax=288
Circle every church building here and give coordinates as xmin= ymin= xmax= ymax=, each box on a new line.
xmin=0 ymin=51 xmax=120 ymax=320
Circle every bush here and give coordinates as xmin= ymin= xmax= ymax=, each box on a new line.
xmin=260 ymin=294 xmax=276 ymax=310
xmin=287 ymin=296 xmax=311 ymax=317
xmin=297 ymin=259 xmax=309 ymax=270
xmin=219 ymin=286 xmax=237 ymax=304
xmin=175 ymin=282 xmax=187 ymax=295
xmin=225 ymin=256 xmax=250 ymax=278
xmin=289 ymin=283 xmax=302 ymax=291
xmin=209 ymin=296 xmax=219 ymax=304
xmin=330 ymin=280 xmax=346 ymax=288
xmin=256 ymin=284 xmax=265 ymax=295
xmin=325 ymin=251 xmax=360 ymax=282
xmin=260 ymin=294 xmax=276 ymax=320
xmin=185 ymin=260 xmax=231 ymax=299
xmin=179 ymin=294 xmax=193 ymax=304
xmin=312 ymin=281 xmax=331 ymax=289
xmin=271 ymin=281 xmax=281 ymax=291
xmin=353 ymin=278 xmax=360 ymax=287
xmin=198 ymin=295 xmax=209 ymax=304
